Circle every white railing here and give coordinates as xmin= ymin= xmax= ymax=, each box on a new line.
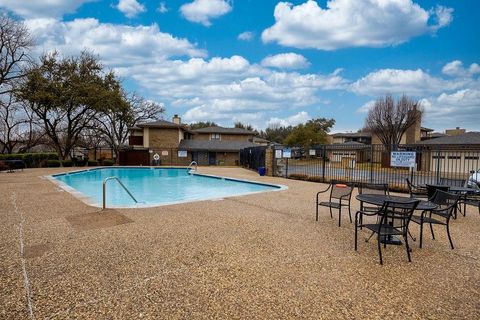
xmin=103 ymin=176 xmax=138 ymax=209
xmin=187 ymin=161 xmax=198 ymax=173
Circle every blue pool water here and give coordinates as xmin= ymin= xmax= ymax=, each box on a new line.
xmin=52 ymin=168 xmax=283 ymax=207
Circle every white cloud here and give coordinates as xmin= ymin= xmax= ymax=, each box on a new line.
xmin=421 ymin=89 xmax=480 ymax=129
xmin=157 ymin=2 xmax=168 ymax=13
xmin=261 ymin=53 xmax=310 ymax=70
xmin=356 ymin=100 xmax=375 ymax=113
xmin=0 ymin=0 xmax=95 ymax=18
xmin=350 ymin=68 xmax=467 ymax=96
xmin=25 ymin=18 xmax=206 ymax=67
xmin=116 ymin=0 xmax=146 ymax=18
xmin=442 ymin=60 xmax=480 ymax=77
xmin=262 ymin=0 xmax=453 ymax=50
xmin=237 ymin=31 xmax=254 ymax=41
xmin=180 ymin=0 xmax=232 ymax=26
xmin=266 ymin=111 xmax=311 ymax=128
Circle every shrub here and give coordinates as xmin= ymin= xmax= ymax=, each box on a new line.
xmin=0 ymin=152 xmax=58 ymax=168
xmin=288 ymin=173 xmax=309 ymax=181
xmin=306 ymin=176 xmax=323 ymax=183
xmin=46 ymin=160 xmax=61 ymax=167
xmin=61 ymin=160 xmax=73 ymax=167
xmin=88 ymin=160 xmax=98 ymax=166
xmin=75 ymin=159 xmax=87 ymax=167
xmin=102 ymin=159 xmax=114 ymax=166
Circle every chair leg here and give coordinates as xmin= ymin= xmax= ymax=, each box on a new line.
xmin=329 ymin=206 xmax=333 ymax=219
xmin=348 ymin=204 xmax=352 ymax=223
xmin=377 ymin=234 xmax=383 ymax=265
xmin=419 ymin=220 xmax=424 ymax=248
xmin=404 ymin=234 xmax=412 ymax=262
xmin=316 ymin=202 xmax=319 ymax=221
xmin=354 ymin=213 xmax=359 ymax=251
xmin=429 ymin=223 xmax=435 ymax=240
xmin=446 ymin=224 xmax=454 ymax=250
xmin=338 ymin=207 xmax=341 ymax=227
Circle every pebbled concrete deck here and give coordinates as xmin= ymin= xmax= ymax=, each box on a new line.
xmin=1 ymin=167 xmax=479 ymax=319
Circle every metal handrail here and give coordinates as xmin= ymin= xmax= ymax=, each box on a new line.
xmin=187 ymin=161 xmax=198 ymax=173
xmin=103 ymin=176 xmax=138 ymax=209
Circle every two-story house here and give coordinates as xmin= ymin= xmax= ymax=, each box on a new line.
xmin=123 ymin=115 xmax=258 ymax=166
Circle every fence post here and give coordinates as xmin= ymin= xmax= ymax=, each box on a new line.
xmin=285 ymin=158 xmax=288 ymax=178
xmin=435 ymin=150 xmax=441 ymax=184
xmin=322 ymin=145 xmax=326 ymax=182
xmin=369 ymin=145 xmax=374 ymax=183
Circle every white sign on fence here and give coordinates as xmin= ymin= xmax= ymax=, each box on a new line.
xmin=309 ymin=149 xmax=316 ymax=156
xmin=178 ymin=150 xmax=187 ymax=158
xmin=283 ymin=148 xmax=292 ymax=158
xmin=275 ymin=149 xmax=283 ymax=159
xmin=391 ymin=151 xmax=416 ymax=168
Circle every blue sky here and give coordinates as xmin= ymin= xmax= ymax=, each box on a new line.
xmin=1 ymin=0 xmax=479 ymax=132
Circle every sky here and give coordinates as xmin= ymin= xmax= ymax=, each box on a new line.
xmin=0 ymin=0 xmax=479 ymax=133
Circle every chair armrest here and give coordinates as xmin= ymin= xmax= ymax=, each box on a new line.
xmin=316 ymin=184 xmax=331 ymax=196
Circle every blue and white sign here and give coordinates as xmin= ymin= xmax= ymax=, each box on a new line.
xmin=178 ymin=150 xmax=187 ymax=158
xmin=391 ymin=151 xmax=416 ymax=168
xmin=283 ymin=148 xmax=292 ymax=158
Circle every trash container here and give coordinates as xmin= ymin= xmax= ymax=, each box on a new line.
xmin=258 ymin=167 xmax=266 ymax=176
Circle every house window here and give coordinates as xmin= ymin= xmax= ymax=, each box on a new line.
xmin=210 ymin=133 xmax=221 ymax=140
xmin=465 ymin=156 xmax=479 ymax=160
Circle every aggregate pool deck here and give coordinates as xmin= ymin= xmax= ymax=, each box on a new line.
xmin=1 ymin=167 xmax=479 ymax=319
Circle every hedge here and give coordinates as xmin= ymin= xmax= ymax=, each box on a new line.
xmin=46 ymin=160 xmax=61 ymax=167
xmin=0 ymin=152 xmax=58 ymax=167
xmin=88 ymin=160 xmax=98 ymax=166
xmin=61 ymin=160 xmax=73 ymax=167
xmin=102 ymin=159 xmax=114 ymax=166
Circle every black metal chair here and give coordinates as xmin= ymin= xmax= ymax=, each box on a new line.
xmin=316 ymin=181 xmax=353 ymax=227
xmin=426 ymin=184 xmax=449 ymax=200
xmin=410 ymin=190 xmax=460 ymax=249
xmin=357 ymin=183 xmax=389 ymax=213
xmin=406 ymin=178 xmax=428 ymax=198
xmin=355 ymin=199 xmax=420 ymax=265
xmin=463 ymin=191 xmax=480 ymax=216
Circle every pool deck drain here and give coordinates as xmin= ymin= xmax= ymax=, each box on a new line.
xmin=0 ymin=167 xmax=479 ymax=319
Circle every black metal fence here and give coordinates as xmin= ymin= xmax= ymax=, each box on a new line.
xmin=240 ymin=146 xmax=267 ymax=171
xmin=271 ymin=144 xmax=480 ymax=191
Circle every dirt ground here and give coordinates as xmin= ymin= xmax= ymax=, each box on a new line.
xmin=1 ymin=167 xmax=479 ymax=319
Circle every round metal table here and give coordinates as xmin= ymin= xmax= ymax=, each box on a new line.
xmin=356 ymin=194 xmax=437 ymax=211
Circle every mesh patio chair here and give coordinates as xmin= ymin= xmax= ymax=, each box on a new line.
xmin=426 ymin=184 xmax=449 ymax=200
xmin=355 ymin=199 xmax=420 ymax=265
xmin=357 ymin=183 xmax=389 ymax=213
xmin=316 ymin=181 xmax=353 ymax=227
xmin=410 ymin=190 xmax=460 ymax=249
xmin=463 ymin=191 xmax=480 ymax=216
xmin=406 ymin=178 xmax=428 ymax=198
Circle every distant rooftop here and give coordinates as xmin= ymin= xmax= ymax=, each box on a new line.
xmin=178 ymin=140 xmax=258 ymax=152
xmin=414 ymin=132 xmax=480 ymax=145
xmin=331 ymin=132 xmax=372 ymax=138
xmin=191 ymin=126 xmax=255 ymax=135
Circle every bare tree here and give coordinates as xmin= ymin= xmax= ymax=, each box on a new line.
xmin=0 ymin=14 xmax=33 ymax=95
xmin=0 ymin=91 xmax=23 ymax=153
xmin=365 ymin=94 xmax=423 ymax=149
xmin=94 ymin=93 xmax=164 ymax=162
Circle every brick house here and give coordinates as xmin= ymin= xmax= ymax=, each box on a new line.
xmin=123 ymin=115 xmax=258 ymax=166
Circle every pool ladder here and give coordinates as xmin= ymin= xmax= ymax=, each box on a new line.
xmin=187 ymin=161 xmax=198 ymax=173
xmin=103 ymin=176 xmax=138 ymax=209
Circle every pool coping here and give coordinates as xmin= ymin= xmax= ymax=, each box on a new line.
xmin=45 ymin=166 xmax=288 ymax=209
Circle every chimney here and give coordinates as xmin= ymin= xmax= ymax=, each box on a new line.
xmin=172 ymin=114 xmax=181 ymax=124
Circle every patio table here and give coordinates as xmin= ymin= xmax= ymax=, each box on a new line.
xmin=420 ymin=184 xmax=479 ymax=217
xmin=356 ymin=194 xmax=437 ymax=245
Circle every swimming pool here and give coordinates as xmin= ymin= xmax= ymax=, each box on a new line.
xmin=51 ymin=167 xmax=285 ymax=208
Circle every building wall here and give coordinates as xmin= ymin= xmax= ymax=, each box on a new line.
xmin=148 ymin=128 xmax=181 ymax=148
xmin=216 ymin=152 xmax=239 ymax=166
xmin=194 ymin=133 xmax=253 ymax=141
xmin=429 ymin=151 xmax=480 ymax=174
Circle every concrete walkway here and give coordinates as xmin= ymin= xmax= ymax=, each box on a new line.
xmin=1 ymin=167 xmax=479 ymax=319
